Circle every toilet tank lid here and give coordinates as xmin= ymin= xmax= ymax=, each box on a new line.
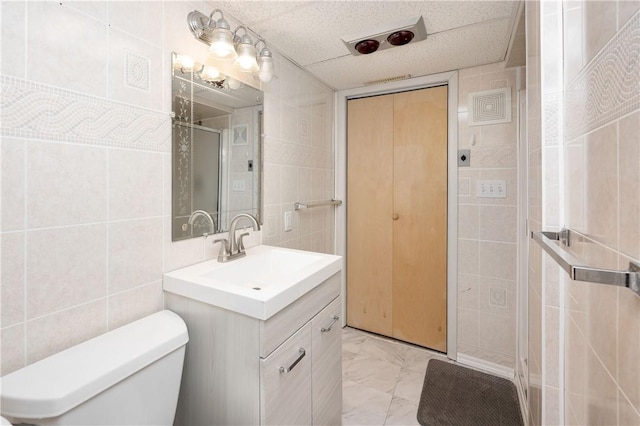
xmin=0 ymin=310 xmax=188 ymax=420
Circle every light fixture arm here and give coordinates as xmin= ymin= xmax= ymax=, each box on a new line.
xmin=207 ymin=9 xmax=224 ymax=28
xmin=233 ymin=26 xmax=252 ymax=44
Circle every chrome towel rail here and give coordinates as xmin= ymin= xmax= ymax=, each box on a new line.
xmin=294 ymin=199 xmax=343 ymax=211
xmin=531 ymin=229 xmax=640 ymax=296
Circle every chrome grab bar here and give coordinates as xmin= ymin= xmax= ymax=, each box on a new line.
xmin=279 ymin=348 xmax=306 ymax=374
xmin=320 ymin=315 xmax=340 ymax=333
xmin=294 ymin=199 xmax=343 ymax=211
xmin=531 ymin=229 xmax=640 ymax=296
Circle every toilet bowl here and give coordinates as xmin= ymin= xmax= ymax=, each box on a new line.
xmin=0 ymin=310 xmax=188 ymax=426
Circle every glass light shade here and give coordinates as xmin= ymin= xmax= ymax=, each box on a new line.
xmin=235 ymin=41 xmax=259 ymax=72
xmin=258 ymin=55 xmax=273 ymax=82
xmin=209 ymin=27 xmax=237 ymax=61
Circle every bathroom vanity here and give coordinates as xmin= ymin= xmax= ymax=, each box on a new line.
xmin=163 ymin=245 xmax=342 ymax=425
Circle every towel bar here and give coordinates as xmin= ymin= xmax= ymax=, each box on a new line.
xmin=531 ymin=229 xmax=640 ymax=296
xmin=294 ymin=199 xmax=343 ymax=210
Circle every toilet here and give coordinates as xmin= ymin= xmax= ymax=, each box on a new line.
xmin=0 ymin=310 xmax=188 ymax=425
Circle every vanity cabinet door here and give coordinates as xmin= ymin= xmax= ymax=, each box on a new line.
xmin=311 ymin=297 xmax=342 ymax=426
xmin=260 ymin=322 xmax=312 ymax=426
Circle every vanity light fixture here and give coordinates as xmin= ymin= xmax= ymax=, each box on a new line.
xmin=187 ymin=9 xmax=275 ymax=80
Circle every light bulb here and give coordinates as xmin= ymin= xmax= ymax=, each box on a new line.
xmin=209 ymin=19 xmax=237 ymax=61
xmin=235 ymin=40 xmax=259 ymax=72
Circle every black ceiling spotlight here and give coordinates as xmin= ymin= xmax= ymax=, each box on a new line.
xmin=341 ymin=16 xmax=427 ymax=56
xmin=355 ymin=39 xmax=380 ymax=54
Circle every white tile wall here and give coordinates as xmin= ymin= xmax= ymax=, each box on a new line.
xmin=0 ymin=0 xmax=335 ymax=375
xmin=457 ymin=63 xmax=520 ymax=369
xmin=261 ymin=52 xmax=336 ymax=253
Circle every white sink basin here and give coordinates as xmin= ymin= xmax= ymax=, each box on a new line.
xmin=163 ymin=245 xmax=342 ymax=320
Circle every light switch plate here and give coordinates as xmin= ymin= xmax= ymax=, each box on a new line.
xmin=476 ymin=180 xmax=506 ymax=198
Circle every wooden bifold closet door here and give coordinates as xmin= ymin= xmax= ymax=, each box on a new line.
xmin=346 ymin=85 xmax=448 ymax=352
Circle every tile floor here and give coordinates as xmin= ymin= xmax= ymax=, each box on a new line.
xmin=341 ymin=327 xmax=449 ymax=425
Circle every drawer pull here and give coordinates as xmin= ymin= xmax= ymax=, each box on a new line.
xmin=320 ymin=315 xmax=340 ymax=333
xmin=279 ymin=348 xmax=306 ymax=374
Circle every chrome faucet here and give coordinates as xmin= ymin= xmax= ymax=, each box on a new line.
xmin=188 ymin=210 xmax=216 ymax=237
xmin=214 ymin=213 xmax=260 ymax=262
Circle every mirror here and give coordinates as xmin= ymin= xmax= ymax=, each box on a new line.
xmin=171 ymin=52 xmax=263 ymax=241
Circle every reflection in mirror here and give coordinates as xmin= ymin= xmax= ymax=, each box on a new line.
xmin=171 ymin=52 xmax=263 ymax=241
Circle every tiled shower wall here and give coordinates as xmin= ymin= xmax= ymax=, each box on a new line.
xmin=457 ymin=62 xmax=520 ymax=369
xmin=560 ymin=3 xmax=639 ymax=425
xmin=528 ymin=1 xmax=640 ymax=425
xmin=0 ymin=1 xmax=335 ymax=375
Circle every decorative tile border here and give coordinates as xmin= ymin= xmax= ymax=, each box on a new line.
xmin=565 ymin=11 xmax=640 ymax=140
xmin=0 ymin=76 xmax=170 ymax=152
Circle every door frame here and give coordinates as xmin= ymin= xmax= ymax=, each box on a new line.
xmin=335 ymin=70 xmax=459 ymax=360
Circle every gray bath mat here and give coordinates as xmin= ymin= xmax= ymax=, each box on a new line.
xmin=417 ymin=359 xmax=523 ymax=426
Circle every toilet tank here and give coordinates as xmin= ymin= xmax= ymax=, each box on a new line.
xmin=1 ymin=310 xmax=188 ymax=426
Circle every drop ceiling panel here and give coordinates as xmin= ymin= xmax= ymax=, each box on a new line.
xmin=204 ymin=0 xmax=521 ymax=90
xmin=216 ymin=1 xmax=516 ymax=66
xmin=306 ymin=18 xmax=512 ymax=90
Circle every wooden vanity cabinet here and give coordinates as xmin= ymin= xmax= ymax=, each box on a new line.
xmin=167 ymin=273 xmax=342 ymax=426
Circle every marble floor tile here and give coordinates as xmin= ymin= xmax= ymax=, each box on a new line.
xmin=393 ymin=369 xmax=426 ymax=403
xmin=342 ymin=379 xmax=393 ymax=425
xmin=384 ymin=396 xmax=420 ymax=426
xmin=343 ymin=355 xmax=403 ymax=394
xmin=357 ymin=334 xmax=408 ymax=367
xmin=342 ymin=327 xmax=367 ymax=354
xmin=342 ymin=327 xmax=451 ymax=425
xmin=402 ymin=345 xmax=447 ymax=373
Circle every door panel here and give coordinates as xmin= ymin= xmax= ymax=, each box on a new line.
xmin=346 ymin=86 xmax=448 ymax=352
xmin=346 ymin=95 xmax=394 ymax=336
xmin=392 ymin=86 xmax=448 ymax=351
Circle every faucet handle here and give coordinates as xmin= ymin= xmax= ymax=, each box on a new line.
xmin=237 ymin=232 xmax=250 ymax=252
xmin=212 ymin=238 xmax=230 ymax=262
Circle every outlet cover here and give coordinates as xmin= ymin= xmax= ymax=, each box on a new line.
xmin=284 ymin=211 xmax=292 ymax=232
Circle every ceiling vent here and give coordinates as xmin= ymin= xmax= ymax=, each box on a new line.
xmin=341 ymin=16 xmax=427 ymax=56
xmin=364 ymin=74 xmax=412 ymax=86
xmin=468 ymin=87 xmax=512 ymax=126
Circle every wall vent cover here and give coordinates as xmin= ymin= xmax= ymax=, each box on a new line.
xmin=468 ymin=87 xmax=512 ymax=126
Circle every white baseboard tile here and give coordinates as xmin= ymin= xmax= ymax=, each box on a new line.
xmin=456 ymin=353 xmax=515 ymax=380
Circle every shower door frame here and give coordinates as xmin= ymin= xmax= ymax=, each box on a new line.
xmin=335 ymin=70 xmax=459 ymax=360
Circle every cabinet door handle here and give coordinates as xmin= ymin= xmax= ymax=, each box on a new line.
xmin=320 ymin=315 xmax=340 ymax=333
xmin=279 ymin=348 xmax=306 ymax=374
